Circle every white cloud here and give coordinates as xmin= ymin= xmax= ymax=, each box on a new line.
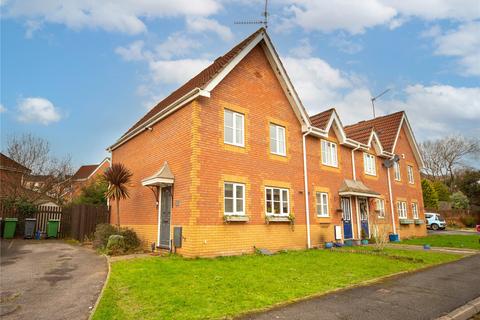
xmin=279 ymin=0 xmax=479 ymax=34
xmin=148 ymin=59 xmax=211 ymax=85
xmin=186 ymin=17 xmax=233 ymax=41
xmin=289 ymin=38 xmax=313 ymax=58
xmin=155 ymin=33 xmax=201 ymax=59
xmin=115 ymin=40 xmax=147 ymax=61
xmin=283 ymin=0 xmax=397 ymax=34
xmin=430 ymin=22 xmax=480 ymax=76
xmin=4 ymin=0 xmax=222 ymax=35
xmin=385 ymin=0 xmax=480 ymax=21
xmin=17 ymin=97 xmax=61 ymax=125
xmin=0 ymin=104 xmax=6 ymax=113
xmin=282 ymin=56 xmax=352 ymax=110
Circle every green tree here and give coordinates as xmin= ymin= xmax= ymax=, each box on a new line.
xmin=104 ymin=163 xmax=132 ymax=228
xmin=451 ymin=191 xmax=469 ymax=209
xmin=456 ymin=169 xmax=480 ymax=206
xmin=432 ymin=180 xmax=451 ymax=202
xmin=74 ymin=179 xmax=108 ymax=205
xmin=422 ymin=179 xmax=439 ymax=209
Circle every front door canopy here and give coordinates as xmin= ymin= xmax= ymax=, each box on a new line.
xmin=338 ymin=179 xmax=381 ymax=198
xmin=142 ymin=161 xmax=174 ymax=187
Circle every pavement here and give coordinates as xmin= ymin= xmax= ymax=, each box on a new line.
xmin=240 ymin=254 xmax=480 ymax=320
xmin=428 ymin=229 xmax=478 ymax=236
xmin=0 ymin=239 xmax=108 ymax=320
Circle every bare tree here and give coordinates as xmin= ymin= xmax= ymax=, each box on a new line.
xmin=420 ymin=136 xmax=480 ymax=189
xmin=4 ymin=133 xmax=74 ymax=204
xmin=6 ymin=133 xmax=51 ymax=174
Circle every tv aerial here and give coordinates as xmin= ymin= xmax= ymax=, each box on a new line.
xmin=234 ymin=0 xmax=269 ymax=29
xmin=370 ymin=88 xmax=391 ymax=118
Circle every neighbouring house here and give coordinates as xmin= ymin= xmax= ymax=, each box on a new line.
xmin=70 ymin=158 xmax=111 ymax=199
xmin=0 ymin=153 xmax=60 ymax=207
xmin=107 ymin=28 xmax=426 ymax=257
xmin=0 ymin=153 xmax=31 ymax=199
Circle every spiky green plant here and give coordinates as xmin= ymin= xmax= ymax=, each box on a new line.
xmin=104 ymin=163 xmax=133 ymax=228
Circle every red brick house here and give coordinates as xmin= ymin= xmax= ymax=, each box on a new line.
xmin=0 ymin=153 xmax=31 ymax=199
xmin=70 ymin=157 xmax=111 ymax=199
xmin=108 ymin=28 xmax=426 ymax=257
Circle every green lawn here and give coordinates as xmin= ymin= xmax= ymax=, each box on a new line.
xmin=93 ymin=248 xmax=461 ymax=320
xmin=399 ymin=234 xmax=480 ymax=250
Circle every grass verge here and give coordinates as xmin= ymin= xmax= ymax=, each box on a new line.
xmin=398 ymin=234 xmax=480 ymax=250
xmin=93 ymin=248 xmax=461 ymax=320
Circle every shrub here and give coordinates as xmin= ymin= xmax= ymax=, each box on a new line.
xmin=93 ymin=224 xmax=117 ymax=249
xmin=106 ymin=235 xmax=126 ymax=256
xmin=451 ymin=191 xmax=469 ymax=209
xmin=460 ymin=216 xmax=477 ymax=228
xmin=120 ymin=228 xmax=141 ymax=252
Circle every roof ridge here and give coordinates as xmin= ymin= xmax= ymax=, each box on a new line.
xmin=345 ymin=110 xmax=404 ymax=128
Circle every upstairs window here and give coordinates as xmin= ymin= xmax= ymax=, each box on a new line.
xmin=407 ymin=165 xmax=414 ymax=184
xmin=224 ymin=110 xmax=244 ymax=147
xmin=363 ymin=153 xmax=376 ymax=175
xmin=397 ymin=201 xmax=407 ymax=219
xmin=224 ymin=182 xmax=245 ymax=215
xmin=265 ymin=187 xmax=289 ymax=215
xmin=394 ymin=161 xmax=401 ymax=181
xmin=412 ymin=202 xmax=419 ymax=219
xmin=321 ymin=140 xmax=338 ymax=167
xmin=270 ymin=124 xmax=286 ymax=156
xmin=376 ymin=199 xmax=385 ymax=218
xmin=316 ymin=192 xmax=329 ymax=217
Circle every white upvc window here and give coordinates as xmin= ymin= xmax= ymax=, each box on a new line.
xmin=363 ymin=153 xmax=376 ymax=175
xmin=321 ymin=140 xmax=338 ymax=167
xmin=224 ymin=182 xmax=245 ymax=215
xmin=224 ymin=109 xmax=244 ymax=147
xmin=397 ymin=201 xmax=407 ymax=219
xmin=270 ymin=124 xmax=286 ymax=156
xmin=412 ymin=202 xmax=419 ymax=219
xmin=376 ymin=199 xmax=385 ymax=218
xmin=316 ymin=192 xmax=329 ymax=217
xmin=394 ymin=161 xmax=401 ymax=181
xmin=407 ymin=165 xmax=414 ymax=184
xmin=265 ymin=187 xmax=289 ymax=216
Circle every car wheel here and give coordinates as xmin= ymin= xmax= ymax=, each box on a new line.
xmin=431 ymin=223 xmax=439 ymax=231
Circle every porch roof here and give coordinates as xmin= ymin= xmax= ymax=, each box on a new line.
xmin=141 ymin=161 xmax=174 ymax=186
xmin=338 ymin=179 xmax=381 ymax=198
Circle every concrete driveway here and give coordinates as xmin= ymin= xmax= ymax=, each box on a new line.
xmin=0 ymin=240 xmax=107 ymax=320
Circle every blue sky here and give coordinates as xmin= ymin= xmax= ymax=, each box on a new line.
xmin=1 ymin=0 xmax=479 ymax=169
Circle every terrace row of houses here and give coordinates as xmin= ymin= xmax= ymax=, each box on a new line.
xmin=106 ymin=28 xmax=426 ymax=257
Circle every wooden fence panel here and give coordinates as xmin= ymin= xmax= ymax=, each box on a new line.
xmin=69 ymin=204 xmax=110 ymax=241
xmin=0 ymin=203 xmax=109 ymax=240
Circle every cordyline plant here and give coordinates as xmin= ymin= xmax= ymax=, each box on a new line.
xmin=103 ymin=163 xmax=133 ymax=228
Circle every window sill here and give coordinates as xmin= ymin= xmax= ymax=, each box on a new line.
xmin=224 ymin=142 xmax=245 ymax=148
xmin=399 ymin=219 xmax=414 ymax=225
xmin=265 ymin=215 xmax=290 ymax=223
xmin=224 ymin=215 xmax=249 ymax=223
xmin=321 ymin=163 xmax=338 ymax=168
xmin=270 ymin=152 xmax=287 ymax=157
xmin=414 ymin=219 xmax=424 ymax=225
